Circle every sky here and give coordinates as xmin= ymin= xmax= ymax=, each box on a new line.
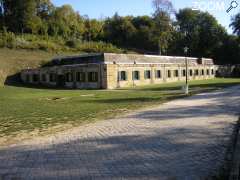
xmin=52 ymin=0 xmax=240 ymax=34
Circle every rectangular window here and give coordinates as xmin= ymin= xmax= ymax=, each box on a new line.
xmin=182 ymin=69 xmax=186 ymax=77
xmin=144 ymin=70 xmax=151 ymax=79
xmin=167 ymin=70 xmax=171 ymax=78
xmin=189 ymin=70 xmax=193 ymax=76
xmin=33 ymin=74 xmax=39 ymax=82
xmin=88 ymin=72 xmax=98 ymax=82
xmin=174 ymin=70 xmax=179 ymax=77
xmin=207 ymin=69 xmax=210 ymax=75
xmin=155 ymin=70 xmax=161 ymax=79
xmin=133 ymin=71 xmax=140 ymax=80
xmin=26 ymin=74 xmax=30 ymax=82
xmin=195 ymin=70 xmax=199 ymax=76
xmin=76 ymin=72 xmax=86 ymax=82
xmin=50 ymin=73 xmax=56 ymax=82
xmin=202 ymin=69 xmax=205 ymax=75
xmin=119 ymin=71 xmax=127 ymax=81
xmin=211 ymin=69 xmax=214 ymax=75
xmin=41 ymin=74 xmax=46 ymax=82
xmin=65 ymin=73 xmax=73 ymax=82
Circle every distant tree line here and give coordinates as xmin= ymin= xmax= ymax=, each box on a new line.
xmin=0 ymin=0 xmax=240 ymax=65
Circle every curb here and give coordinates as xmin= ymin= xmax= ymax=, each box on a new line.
xmin=229 ymin=117 xmax=240 ymax=180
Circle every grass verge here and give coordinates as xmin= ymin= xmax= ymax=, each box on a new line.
xmin=0 ymin=78 xmax=239 ymax=143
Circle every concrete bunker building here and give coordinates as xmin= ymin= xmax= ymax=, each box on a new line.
xmin=21 ymin=53 xmax=217 ymax=89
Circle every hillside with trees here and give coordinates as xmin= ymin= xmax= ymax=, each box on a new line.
xmin=0 ymin=0 xmax=240 ymax=85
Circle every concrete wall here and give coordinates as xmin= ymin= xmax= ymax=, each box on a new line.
xmin=106 ymin=64 xmax=217 ymax=89
xmin=21 ymin=64 xmax=107 ymax=89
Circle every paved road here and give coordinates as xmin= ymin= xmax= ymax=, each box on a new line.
xmin=0 ymin=86 xmax=240 ymax=180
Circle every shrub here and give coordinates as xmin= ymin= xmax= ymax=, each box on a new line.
xmin=65 ymin=39 xmax=81 ymax=48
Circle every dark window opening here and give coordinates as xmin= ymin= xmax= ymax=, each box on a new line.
xmin=174 ymin=70 xmax=179 ymax=77
xmin=167 ymin=70 xmax=171 ymax=78
xmin=41 ymin=74 xmax=46 ymax=82
xmin=119 ymin=71 xmax=127 ymax=81
xmin=76 ymin=72 xmax=86 ymax=82
xmin=33 ymin=74 xmax=39 ymax=82
xmin=202 ymin=70 xmax=204 ymax=75
xmin=50 ymin=73 xmax=56 ymax=82
xmin=211 ymin=69 xmax=214 ymax=75
xmin=133 ymin=71 xmax=140 ymax=80
xmin=156 ymin=70 xmax=161 ymax=79
xmin=195 ymin=70 xmax=199 ymax=76
xmin=182 ymin=70 xmax=186 ymax=77
xmin=26 ymin=74 xmax=30 ymax=82
xmin=88 ymin=72 xmax=98 ymax=82
xmin=207 ymin=69 xmax=210 ymax=75
xmin=144 ymin=70 xmax=151 ymax=79
xmin=65 ymin=73 xmax=73 ymax=82
xmin=189 ymin=70 xmax=193 ymax=76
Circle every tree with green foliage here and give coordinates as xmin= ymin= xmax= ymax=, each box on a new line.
xmin=48 ymin=4 xmax=84 ymax=39
xmin=104 ymin=13 xmax=136 ymax=47
xmin=84 ymin=17 xmax=103 ymax=41
xmin=175 ymin=8 xmax=226 ymax=58
xmin=131 ymin=16 xmax=156 ymax=52
xmin=152 ymin=0 xmax=175 ymax=55
xmin=230 ymin=13 xmax=240 ymax=36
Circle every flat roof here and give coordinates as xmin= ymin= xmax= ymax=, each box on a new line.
xmin=41 ymin=53 xmax=213 ymax=67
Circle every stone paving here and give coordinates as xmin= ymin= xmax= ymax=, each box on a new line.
xmin=0 ymin=86 xmax=240 ymax=180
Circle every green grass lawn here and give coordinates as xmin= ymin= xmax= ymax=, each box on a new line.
xmin=0 ymin=78 xmax=240 ymax=138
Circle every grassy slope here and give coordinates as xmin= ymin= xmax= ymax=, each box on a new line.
xmin=0 ymin=78 xmax=240 ymax=138
xmin=0 ymin=49 xmax=53 ymax=85
xmin=0 ymin=48 xmax=83 ymax=86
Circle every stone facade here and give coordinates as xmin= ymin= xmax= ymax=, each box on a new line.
xmin=21 ymin=53 xmax=217 ymax=89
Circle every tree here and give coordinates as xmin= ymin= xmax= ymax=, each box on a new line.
xmin=36 ymin=0 xmax=54 ymax=20
xmin=230 ymin=13 xmax=240 ymax=36
xmin=84 ymin=18 xmax=103 ymax=41
xmin=48 ymin=5 xmax=84 ymax=39
xmin=2 ymin=0 xmax=41 ymax=33
xmin=152 ymin=0 xmax=175 ymax=15
xmin=175 ymin=8 xmax=226 ymax=58
xmin=131 ymin=16 xmax=156 ymax=52
xmin=104 ymin=13 xmax=136 ymax=47
xmin=153 ymin=11 xmax=173 ymax=54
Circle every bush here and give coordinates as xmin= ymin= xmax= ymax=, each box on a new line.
xmin=0 ymin=32 xmax=124 ymax=53
xmin=0 ymin=31 xmax=16 ymax=48
xmin=65 ymin=39 xmax=81 ymax=48
xmin=78 ymin=41 xmax=123 ymax=53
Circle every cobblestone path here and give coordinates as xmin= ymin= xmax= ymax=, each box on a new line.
xmin=0 ymin=86 xmax=240 ymax=180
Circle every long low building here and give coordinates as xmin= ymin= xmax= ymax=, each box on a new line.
xmin=21 ymin=53 xmax=217 ymax=89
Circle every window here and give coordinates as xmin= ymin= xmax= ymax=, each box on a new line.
xmin=189 ymin=70 xmax=193 ymax=76
xmin=167 ymin=70 xmax=171 ymax=78
xmin=133 ymin=71 xmax=140 ymax=80
xmin=76 ymin=72 xmax=85 ymax=82
xmin=33 ymin=74 xmax=39 ymax=82
xmin=202 ymin=69 xmax=205 ymax=75
xmin=41 ymin=74 xmax=46 ymax=82
xmin=88 ymin=72 xmax=98 ymax=82
xmin=50 ymin=73 xmax=56 ymax=82
xmin=182 ymin=69 xmax=186 ymax=77
xmin=26 ymin=74 xmax=30 ymax=82
xmin=195 ymin=70 xmax=199 ymax=76
xmin=65 ymin=73 xmax=73 ymax=82
xmin=174 ymin=70 xmax=179 ymax=77
xmin=211 ymin=69 xmax=214 ymax=75
xmin=156 ymin=70 xmax=161 ymax=79
xmin=207 ymin=69 xmax=210 ymax=75
xmin=118 ymin=71 xmax=127 ymax=81
xmin=144 ymin=70 xmax=151 ymax=79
